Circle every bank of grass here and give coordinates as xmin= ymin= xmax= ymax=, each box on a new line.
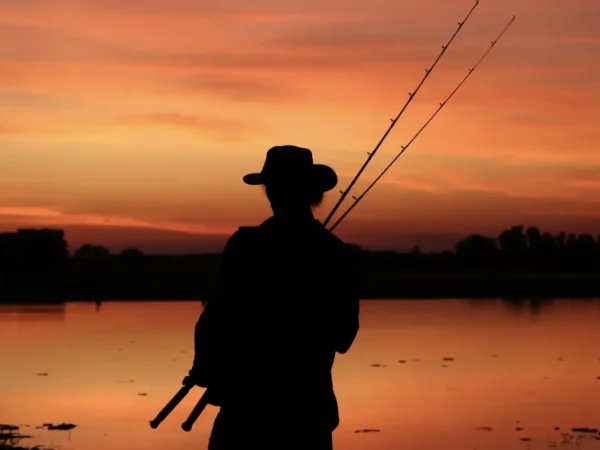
xmin=1 ymin=425 xmax=600 ymax=449
xmin=3 ymin=271 xmax=600 ymax=303
xmin=0 ymin=424 xmax=55 ymax=450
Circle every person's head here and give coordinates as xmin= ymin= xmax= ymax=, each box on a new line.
xmin=243 ymin=145 xmax=337 ymax=215
xmin=263 ymin=180 xmax=324 ymax=213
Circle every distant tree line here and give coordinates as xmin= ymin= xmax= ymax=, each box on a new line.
xmin=1 ymin=225 xmax=599 ymax=275
xmin=1 ymin=226 xmax=600 ymax=301
xmin=451 ymin=225 xmax=600 ymax=272
xmin=0 ymin=228 xmax=68 ymax=270
xmin=455 ymin=225 xmax=600 ymax=259
xmin=0 ymin=229 xmax=155 ymax=270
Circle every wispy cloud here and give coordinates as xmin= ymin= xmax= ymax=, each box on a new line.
xmin=0 ymin=91 xmax=74 ymax=109
xmin=0 ymin=22 xmax=411 ymax=72
xmin=114 ymin=112 xmax=254 ymax=139
xmin=0 ymin=0 xmax=352 ymax=22
xmin=176 ymin=75 xmax=297 ymax=102
xmin=0 ymin=205 xmax=234 ymax=236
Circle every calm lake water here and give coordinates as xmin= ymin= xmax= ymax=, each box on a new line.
xmin=1 ymin=299 xmax=600 ymax=450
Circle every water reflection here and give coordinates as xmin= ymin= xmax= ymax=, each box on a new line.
xmin=500 ymin=297 xmax=554 ymax=314
xmin=466 ymin=297 xmax=600 ymax=315
xmin=1 ymin=299 xmax=600 ymax=450
xmin=0 ymin=303 xmax=66 ymax=323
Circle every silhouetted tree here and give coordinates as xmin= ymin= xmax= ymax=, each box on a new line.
xmin=565 ymin=233 xmax=578 ymax=252
xmin=0 ymin=228 xmax=68 ymax=270
xmin=498 ymin=225 xmax=527 ymax=254
xmin=577 ymin=233 xmax=594 ymax=245
xmin=526 ymin=227 xmax=542 ymax=251
xmin=74 ymin=244 xmax=110 ymax=260
xmin=119 ymin=248 xmax=144 ymax=264
xmin=455 ymin=234 xmax=497 ymax=258
xmin=555 ymin=232 xmax=566 ymax=249
xmin=540 ymin=232 xmax=557 ymax=254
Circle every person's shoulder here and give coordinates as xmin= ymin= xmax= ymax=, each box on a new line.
xmin=229 ymin=225 xmax=260 ymax=241
xmin=222 ymin=225 xmax=261 ymax=253
xmin=322 ymin=230 xmax=345 ymax=249
xmin=235 ymin=225 xmax=260 ymax=238
xmin=315 ymin=225 xmax=361 ymax=256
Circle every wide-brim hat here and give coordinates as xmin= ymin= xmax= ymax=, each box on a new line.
xmin=243 ymin=145 xmax=338 ymax=192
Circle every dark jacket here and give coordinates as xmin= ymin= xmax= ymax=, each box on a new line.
xmin=192 ymin=216 xmax=360 ymax=430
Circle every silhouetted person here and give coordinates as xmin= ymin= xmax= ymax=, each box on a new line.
xmin=189 ymin=145 xmax=360 ymax=450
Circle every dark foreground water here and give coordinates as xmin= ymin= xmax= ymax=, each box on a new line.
xmin=1 ymin=299 xmax=600 ymax=450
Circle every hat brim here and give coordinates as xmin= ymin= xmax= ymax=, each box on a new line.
xmin=242 ymin=173 xmax=263 ymax=186
xmin=243 ymin=164 xmax=337 ymax=192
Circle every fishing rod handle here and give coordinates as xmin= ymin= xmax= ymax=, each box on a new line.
xmin=181 ymin=390 xmax=211 ymax=432
xmin=149 ymin=376 xmax=194 ymax=429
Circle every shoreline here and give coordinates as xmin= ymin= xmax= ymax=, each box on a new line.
xmin=2 ymin=274 xmax=600 ymax=303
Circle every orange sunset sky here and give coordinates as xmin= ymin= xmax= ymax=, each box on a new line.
xmin=1 ymin=0 xmax=599 ymax=254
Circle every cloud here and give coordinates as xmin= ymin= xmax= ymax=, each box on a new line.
xmin=178 ymin=75 xmax=296 ymax=102
xmin=1 ymin=0 xmax=597 ymax=76
xmin=271 ymin=23 xmax=434 ymax=51
xmin=0 ymin=205 xmax=234 ymax=236
xmin=0 ymin=206 xmax=59 ymax=218
xmin=330 ymin=155 xmax=600 ymax=229
xmin=0 ymin=23 xmax=107 ymax=62
xmin=0 ymin=22 xmax=403 ymax=72
xmin=0 ymin=0 xmax=352 ymax=22
xmin=0 ymin=221 xmax=231 ymax=254
xmin=114 ymin=112 xmax=253 ymax=138
xmin=0 ymin=91 xmax=74 ymax=109
xmin=0 ymin=122 xmax=28 ymax=135
xmin=1 ymin=11 xmax=595 ymax=93
xmin=0 ymin=108 xmax=258 ymax=139
xmin=374 ymin=157 xmax=600 ymax=198
xmin=0 ymin=18 xmax=524 ymax=76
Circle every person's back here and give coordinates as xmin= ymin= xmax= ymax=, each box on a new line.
xmin=221 ymin=217 xmax=357 ymax=415
xmin=191 ymin=145 xmax=360 ymax=449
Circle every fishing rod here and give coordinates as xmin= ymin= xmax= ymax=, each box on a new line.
xmin=149 ymin=376 xmax=194 ymax=430
xmin=321 ymin=0 xmax=480 ymax=228
xmin=328 ymin=14 xmax=516 ymax=232
xmin=149 ymin=375 xmax=211 ymax=432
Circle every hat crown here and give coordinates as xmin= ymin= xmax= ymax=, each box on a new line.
xmin=261 ymin=146 xmax=314 ymax=177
